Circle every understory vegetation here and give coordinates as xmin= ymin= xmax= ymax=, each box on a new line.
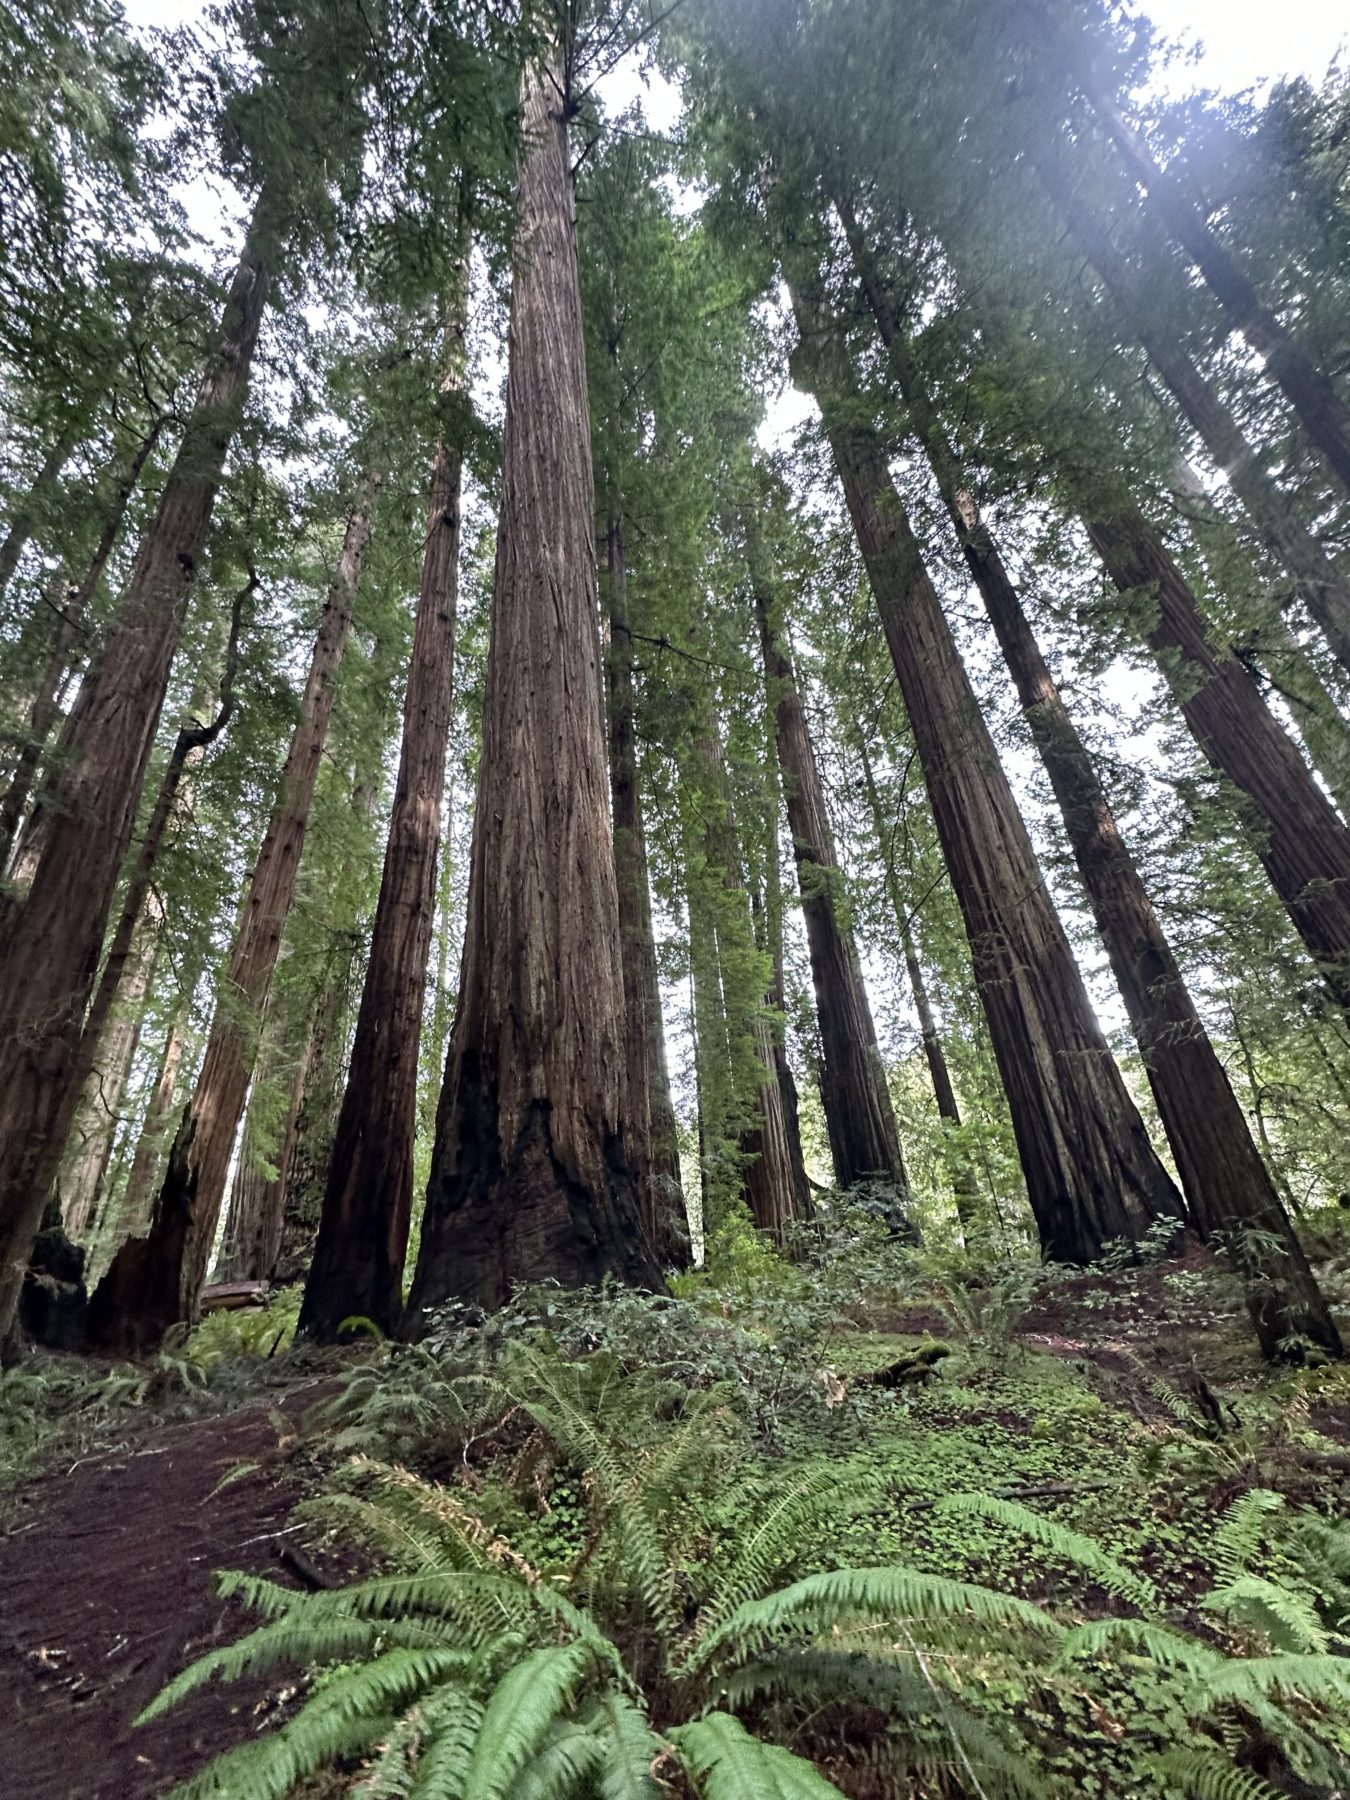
xmin=9 ymin=1210 xmax=1350 ymax=1797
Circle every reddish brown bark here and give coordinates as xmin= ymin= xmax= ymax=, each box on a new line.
xmin=786 ymin=252 xmax=1185 ymax=1264
xmin=1088 ymin=507 xmax=1350 ymax=1015
xmin=857 ymin=738 xmax=981 ymax=1232
xmin=751 ymin=531 xmax=907 ymax=1197
xmin=407 ymin=55 xmax=661 ymax=1320
xmin=603 ymin=518 xmax=691 ymax=1268
xmin=89 ymin=476 xmax=376 ymax=1352
xmin=0 ymin=197 xmax=271 ymax=1342
xmin=301 ymin=292 xmax=468 ymax=1339
xmin=845 ymin=205 xmax=1339 ymax=1351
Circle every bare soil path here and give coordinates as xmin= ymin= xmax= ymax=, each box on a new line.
xmin=0 ymin=1388 xmax=333 ymax=1799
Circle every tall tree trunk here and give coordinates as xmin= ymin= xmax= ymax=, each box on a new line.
xmin=59 ymin=901 xmax=162 ymax=1240
xmin=0 ymin=417 xmax=166 ymax=868
xmin=0 ymin=196 xmax=271 ymax=1342
xmin=1058 ymin=192 xmax=1350 ymax=675
xmin=301 ymin=266 xmax=469 ymax=1340
xmin=785 ymin=247 xmax=1185 ymax=1263
xmin=118 ymin=989 xmax=193 ymax=1243
xmin=698 ymin=708 xmax=812 ymax=1241
xmin=857 ymin=739 xmax=981 ymax=1232
xmin=844 ymin=205 xmax=1339 ymax=1353
xmin=0 ymin=428 xmax=77 ymax=610
xmin=602 ymin=517 xmax=691 ymax=1269
xmin=750 ymin=522 xmax=908 ymax=1196
xmin=88 ymin=476 xmax=375 ymax=1352
xmin=761 ymin=795 xmax=815 ymax=1232
xmin=1037 ymin=2 xmax=1350 ymax=496
xmin=406 ymin=56 xmax=661 ymax=1321
xmin=1087 ymin=506 xmax=1350 ymax=1013
xmin=48 ymin=579 xmax=249 ymax=1238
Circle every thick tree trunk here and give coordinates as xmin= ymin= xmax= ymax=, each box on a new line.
xmin=88 ymin=476 xmax=375 ymax=1352
xmin=786 ymin=253 xmax=1185 ymax=1263
xmin=845 ymin=206 xmax=1338 ymax=1352
xmin=1061 ymin=196 xmax=1350 ymax=674
xmin=0 ymin=197 xmax=271 ymax=1342
xmin=857 ymin=739 xmax=981 ymax=1232
xmin=602 ymin=518 xmax=691 ymax=1269
xmin=1039 ymin=4 xmax=1350 ymax=496
xmin=1088 ymin=507 xmax=1350 ymax=1013
xmin=0 ymin=429 xmax=77 ymax=610
xmin=407 ymin=55 xmax=661 ymax=1320
xmin=301 ymin=279 xmax=468 ymax=1340
xmin=750 ymin=528 xmax=907 ymax=1196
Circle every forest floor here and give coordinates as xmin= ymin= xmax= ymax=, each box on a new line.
xmin=0 ymin=1365 xmax=353 ymax=1800
xmin=1 ymin=1234 xmax=1349 ymax=1799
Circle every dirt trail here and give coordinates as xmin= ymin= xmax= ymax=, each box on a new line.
xmin=0 ymin=1391 xmax=332 ymax=1799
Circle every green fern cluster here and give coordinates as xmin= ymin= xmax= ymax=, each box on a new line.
xmin=143 ymin=1338 xmax=1350 ymax=1799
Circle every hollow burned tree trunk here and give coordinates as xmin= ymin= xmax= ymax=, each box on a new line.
xmin=0 ymin=197 xmax=271 ymax=1342
xmin=406 ymin=55 xmax=661 ymax=1323
xmin=89 ymin=476 xmax=375 ymax=1352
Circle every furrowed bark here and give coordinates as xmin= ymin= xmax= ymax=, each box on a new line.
xmin=603 ymin=518 xmax=691 ymax=1269
xmin=89 ymin=475 xmax=376 ymax=1352
xmin=786 ymin=248 xmax=1185 ymax=1263
xmin=0 ymin=196 xmax=271 ymax=1342
xmin=845 ymin=201 xmax=1339 ymax=1352
xmin=1088 ymin=506 xmax=1350 ymax=1014
xmin=301 ymin=265 xmax=469 ymax=1340
xmin=406 ymin=55 xmax=661 ymax=1322
xmin=750 ymin=523 xmax=908 ymax=1196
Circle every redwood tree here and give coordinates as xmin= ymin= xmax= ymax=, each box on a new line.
xmin=405 ymin=54 xmax=662 ymax=1321
xmin=301 ymin=277 xmax=469 ymax=1341
xmin=89 ymin=473 xmax=378 ymax=1350
xmin=749 ymin=511 xmax=908 ymax=1197
xmin=0 ymin=197 xmax=272 ymax=1342
xmin=843 ymin=201 xmax=1340 ymax=1355
xmin=785 ymin=238 xmax=1186 ymax=1264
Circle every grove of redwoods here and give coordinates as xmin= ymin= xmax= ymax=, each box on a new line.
xmin=5 ymin=0 xmax=1350 ymax=1365
xmin=7 ymin=0 xmax=1350 ymax=1793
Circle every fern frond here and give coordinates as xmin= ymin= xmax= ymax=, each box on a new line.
xmin=1153 ymin=1748 xmax=1283 ymax=1800
xmin=690 ymin=1565 xmax=1059 ymax=1676
xmin=505 ymin=1721 xmax=606 ymax=1800
xmin=461 ymin=1642 xmax=596 ymax=1799
xmin=1193 ymin=1650 xmax=1350 ymax=1712
xmin=1211 ymin=1490 xmax=1285 ymax=1585
xmin=371 ymin=1685 xmax=484 ymax=1799
xmin=590 ymin=1689 xmax=665 ymax=1800
xmin=690 ymin=1463 xmax=878 ymax=1656
xmin=673 ymin=1712 xmax=849 ymax=1798
xmin=938 ymin=1492 xmax=1157 ymax=1612
xmin=1058 ymin=1617 xmax=1225 ymax=1675
xmin=159 ymin=1651 xmax=471 ymax=1800
xmin=1204 ymin=1576 xmax=1330 ymax=1654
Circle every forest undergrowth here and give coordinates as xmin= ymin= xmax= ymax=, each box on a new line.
xmin=4 ymin=1209 xmax=1350 ymax=1800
